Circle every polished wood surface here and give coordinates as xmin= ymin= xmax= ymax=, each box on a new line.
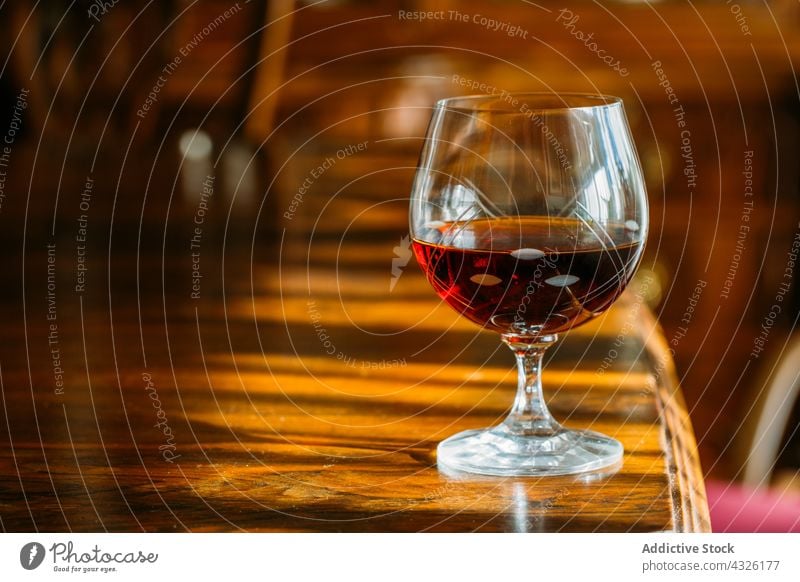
xmin=0 ymin=214 xmax=710 ymax=532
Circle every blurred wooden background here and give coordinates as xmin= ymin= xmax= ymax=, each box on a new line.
xmin=1 ymin=0 xmax=800 ymax=489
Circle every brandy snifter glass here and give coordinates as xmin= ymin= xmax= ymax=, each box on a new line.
xmin=410 ymin=93 xmax=648 ymax=476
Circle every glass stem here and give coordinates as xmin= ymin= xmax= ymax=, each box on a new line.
xmin=501 ymin=334 xmax=561 ymax=437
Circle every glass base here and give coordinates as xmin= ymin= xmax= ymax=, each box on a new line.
xmin=437 ymin=424 xmax=623 ymax=476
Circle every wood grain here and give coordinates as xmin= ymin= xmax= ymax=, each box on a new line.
xmin=0 ymin=225 xmax=710 ymax=532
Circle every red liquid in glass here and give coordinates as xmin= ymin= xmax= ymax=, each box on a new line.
xmin=412 ymin=217 xmax=643 ymax=334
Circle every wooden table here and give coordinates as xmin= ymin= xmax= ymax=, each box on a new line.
xmin=0 ymin=210 xmax=710 ymax=532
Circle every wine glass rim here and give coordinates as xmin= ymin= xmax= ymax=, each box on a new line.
xmin=435 ymin=92 xmax=623 ymax=113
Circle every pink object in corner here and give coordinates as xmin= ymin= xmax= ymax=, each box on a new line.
xmin=706 ymin=480 xmax=800 ymax=532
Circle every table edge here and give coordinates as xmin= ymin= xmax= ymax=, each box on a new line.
xmin=637 ymin=306 xmax=712 ymax=532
